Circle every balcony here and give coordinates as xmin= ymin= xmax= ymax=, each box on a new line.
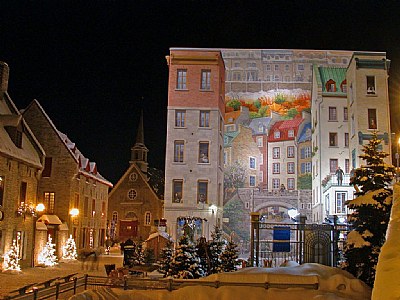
xmin=322 ymin=174 xmax=352 ymax=192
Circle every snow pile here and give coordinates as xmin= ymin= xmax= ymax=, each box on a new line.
xmin=372 ymin=183 xmax=400 ymax=299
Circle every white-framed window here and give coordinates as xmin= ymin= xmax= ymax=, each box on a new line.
xmin=343 ymin=107 xmax=348 ymax=121
xmin=287 ymin=162 xmax=295 ymax=174
xmin=197 ymin=180 xmax=208 ymax=204
xmin=329 ymin=107 xmax=337 ymax=121
xmin=287 ymin=146 xmax=295 ymax=158
xmin=368 ymin=108 xmax=377 ymax=129
xmin=336 ymin=192 xmax=347 ymax=213
xmin=199 ymin=110 xmax=210 ymax=127
xmin=274 ymin=75 xmax=280 ymax=81
xmin=174 ymin=140 xmax=184 ymax=162
xmin=199 ymin=142 xmax=209 ymax=163
xmin=265 ymin=64 xmax=271 ymax=71
xmin=257 ymin=136 xmax=263 ymax=147
xmin=287 ymin=178 xmax=295 ymax=190
xmin=260 ymin=153 xmax=263 ymax=165
xmin=274 ymin=131 xmax=280 ymax=139
xmin=301 ymin=162 xmax=312 ymax=174
xmin=272 ymin=178 xmax=280 ymax=189
xmin=367 ymin=76 xmax=376 ymax=94
xmin=329 ymin=132 xmax=338 ymax=147
xmin=176 ymin=69 xmax=187 ymax=90
xmin=273 ymin=163 xmax=280 ymax=174
xmin=145 ymin=212 xmax=151 ymax=226
xmin=258 ymin=124 xmax=263 ymax=133
xmin=127 ymin=189 xmax=137 ymax=200
xmin=249 ymin=157 xmax=256 ymax=169
xmin=172 ymin=180 xmax=183 ymax=203
xmin=288 ymin=129 xmax=294 ymax=138
xmin=249 ymin=175 xmax=256 ymax=187
xmin=175 ymin=110 xmax=186 ymax=127
xmin=273 ymin=147 xmax=280 ymax=159
xmin=201 ymin=69 xmax=211 ymax=90
xmin=44 ymin=192 xmax=55 ymax=214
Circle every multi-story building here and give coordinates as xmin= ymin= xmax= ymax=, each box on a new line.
xmin=23 ymin=100 xmax=112 ymax=255
xmin=108 ymin=113 xmax=164 ymax=243
xmin=164 ymin=48 xmax=225 ymax=241
xmin=0 ymin=62 xmax=45 ymax=268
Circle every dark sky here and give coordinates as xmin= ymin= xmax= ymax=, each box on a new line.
xmin=1 ymin=1 xmax=400 ymax=183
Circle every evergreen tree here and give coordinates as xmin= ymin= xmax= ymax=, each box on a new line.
xmin=208 ymin=226 xmax=225 ymax=274
xmin=219 ymin=240 xmax=240 ymax=272
xmin=2 ymin=239 xmax=21 ymax=271
xmin=134 ymin=242 xmax=145 ymax=265
xmin=158 ymin=240 xmax=174 ymax=277
xmin=343 ymin=132 xmax=394 ymax=287
xmin=143 ymin=248 xmax=155 ymax=265
xmin=170 ymin=235 xmax=205 ymax=279
xmin=62 ymin=235 xmax=77 ymax=260
xmin=196 ymin=237 xmax=211 ymax=275
xmin=38 ymin=235 xmax=58 ymax=267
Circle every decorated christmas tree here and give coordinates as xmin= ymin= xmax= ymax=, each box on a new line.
xmin=38 ymin=235 xmax=58 ymax=267
xmin=219 ymin=240 xmax=240 ymax=272
xmin=2 ymin=239 xmax=21 ymax=272
xmin=133 ymin=242 xmax=145 ymax=265
xmin=62 ymin=235 xmax=77 ymax=260
xmin=208 ymin=226 xmax=225 ymax=274
xmin=343 ymin=132 xmax=395 ymax=287
xmin=158 ymin=240 xmax=174 ymax=277
xmin=170 ymin=235 xmax=205 ymax=279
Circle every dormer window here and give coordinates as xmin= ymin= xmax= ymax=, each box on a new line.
xmin=325 ymin=79 xmax=336 ymax=92
xmin=341 ymin=80 xmax=347 ymax=93
xmin=274 ymin=131 xmax=281 ymax=139
xmin=288 ymin=129 xmax=294 ymax=138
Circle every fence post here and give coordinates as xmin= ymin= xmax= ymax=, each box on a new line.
xmin=73 ymin=277 xmax=78 ymax=294
xmin=167 ymin=278 xmax=173 ymax=291
xmin=55 ymin=282 xmax=60 ymax=300
xmin=84 ymin=274 xmax=88 ymax=290
xmin=33 ymin=287 xmax=38 ymax=300
xmin=124 ymin=276 xmax=128 ymax=290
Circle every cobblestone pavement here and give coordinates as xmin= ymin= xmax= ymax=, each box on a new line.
xmin=0 ymin=247 xmax=124 ymax=299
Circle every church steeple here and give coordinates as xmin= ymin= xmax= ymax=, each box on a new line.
xmin=130 ymin=110 xmax=148 ymax=173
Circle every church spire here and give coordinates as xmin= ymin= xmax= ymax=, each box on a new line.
xmin=130 ymin=109 xmax=148 ymax=173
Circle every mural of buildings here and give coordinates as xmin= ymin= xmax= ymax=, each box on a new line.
xmin=108 ymin=113 xmax=164 ymax=243
xmin=0 ymin=62 xmax=45 ymax=268
xmin=23 ymin=100 xmax=113 ymax=256
xmin=164 ymin=48 xmax=225 ymax=242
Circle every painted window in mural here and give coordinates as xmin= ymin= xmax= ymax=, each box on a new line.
xmin=288 ymin=129 xmax=294 ymax=138
xmin=272 ymin=178 xmax=280 ymax=189
xmin=287 ymin=146 xmax=295 ymax=158
xmin=175 ymin=110 xmax=185 ymax=127
xmin=249 ymin=175 xmax=256 ymax=187
xmin=273 ymin=147 xmax=280 ymax=159
xmin=336 ymin=192 xmax=347 ymax=213
xmin=201 ymin=69 xmax=211 ymax=90
xmin=287 ymin=178 xmax=295 ymax=190
xmin=287 ymin=162 xmax=295 ymax=174
xmin=274 ymin=131 xmax=280 ymax=139
xmin=344 ymin=133 xmax=349 ymax=147
xmin=174 ymin=140 xmax=184 ymax=162
xmin=328 ymin=107 xmax=337 ymax=121
xmin=343 ymin=107 xmax=348 ymax=121
xmin=273 ymin=163 xmax=280 ymax=174
xmin=199 ymin=110 xmax=210 ymax=127
xmin=366 ymin=76 xmax=376 ymax=94
xmin=330 ymin=159 xmax=338 ymax=173
xmin=198 ymin=142 xmax=209 ymax=163
xmin=172 ymin=179 xmax=183 ymax=203
xmin=197 ymin=180 xmax=208 ymax=204
xmin=176 ymin=69 xmax=187 ymax=90
xmin=368 ymin=109 xmax=377 ymax=129
xmin=329 ymin=132 xmax=338 ymax=147
xmin=249 ymin=157 xmax=256 ymax=169
xmin=177 ymin=217 xmax=203 ymax=241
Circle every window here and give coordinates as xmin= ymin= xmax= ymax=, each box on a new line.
xmin=257 ymin=136 xmax=263 ymax=147
xmin=328 ymin=107 xmax=337 ymax=121
xmin=44 ymin=192 xmax=55 ymax=214
xmin=287 ymin=162 xmax=295 ymax=174
xmin=92 ymin=199 xmax=96 ymax=216
xmin=343 ymin=107 xmax=348 ymax=121
xmin=175 ymin=110 xmax=186 ymax=127
xmin=272 ymin=179 xmax=280 ymax=189
xmin=127 ymin=189 xmax=137 ymax=200
xmin=197 ymin=181 xmax=208 ymax=204
xmin=273 ymin=147 xmax=280 ymax=159
xmin=287 ymin=146 xmax=294 ymax=158
xmin=351 ymin=114 xmax=355 ymax=136
xmin=101 ymin=201 xmax=106 ymax=217
xmin=74 ymin=194 xmax=80 ymax=208
xmin=176 ymin=69 xmax=187 ymax=89
xmin=329 ymin=133 xmax=338 ymax=147
xmin=201 ymin=70 xmax=211 ymax=90
xmin=287 ymin=178 xmax=295 ymax=190
xmin=326 ymin=79 xmax=336 ymax=92
xmin=274 ymin=75 xmax=280 ymax=81
xmin=0 ymin=176 xmax=3 ymax=207
xmin=274 ymin=131 xmax=281 ymax=139
xmin=112 ymin=211 xmax=118 ymax=221
xmin=145 ymin=212 xmax=151 ymax=226
xmin=275 ymin=65 xmax=279 ymax=71
xmin=273 ymin=163 xmax=280 ymax=174
xmin=42 ymin=157 xmax=52 ymax=177
xmin=20 ymin=182 xmax=27 ymax=204
xmin=367 ymin=76 xmax=376 ymax=94
xmin=336 ymin=192 xmax=347 ymax=213
xmin=249 ymin=176 xmax=256 ymax=187
xmin=341 ymin=80 xmax=347 ymax=93
xmin=344 ymin=133 xmax=349 ymax=147
xmin=368 ymin=109 xmax=377 ymax=129
xmin=198 ymin=142 xmax=210 ymax=163
xmin=172 ymin=180 xmax=183 ymax=203
xmin=330 ymin=159 xmax=338 ymax=173
xmin=266 ymin=64 xmax=271 ymax=71
xmin=174 ymin=140 xmax=184 ymax=162
xmin=249 ymin=157 xmax=256 ymax=169
xmin=298 ymin=64 xmax=304 ymax=71
xmin=84 ymin=197 xmax=89 ymax=217
xmin=285 ymin=64 xmax=289 ymax=71
xmin=199 ymin=111 xmax=210 ymax=127
xmin=288 ymin=129 xmax=294 ymax=138
xmin=301 ymin=162 xmax=312 ymax=174
xmin=345 ymin=159 xmax=350 ymax=174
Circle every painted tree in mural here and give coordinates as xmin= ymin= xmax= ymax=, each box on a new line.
xmin=208 ymin=226 xmax=225 ymax=274
xmin=62 ymin=235 xmax=77 ymax=260
xmin=38 ymin=235 xmax=58 ymax=267
xmin=224 ymin=160 xmax=246 ymax=196
xmin=158 ymin=240 xmax=174 ymax=277
xmin=343 ymin=132 xmax=394 ymax=287
xmin=223 ymin=197 xmax=249 ymax=244
xmin=170 ymin=235 xmax=205 ymax=279
xmin=219 ymin=240 xmax=240 ymax=272
xmin=2 ymin=239 xmax=21 ymax=271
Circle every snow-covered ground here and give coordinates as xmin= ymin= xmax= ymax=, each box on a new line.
xmin=372 ymin=183 xmax=400 ymax=299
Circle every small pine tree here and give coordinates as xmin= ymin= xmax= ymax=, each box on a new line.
xmin=343 ymin=132 xmax=395 ymax=287
xmin=158 ymin=240 xmax=174 ymax=277
xmin=196 ymin=237 xmax=211 ymax=275
xmin=2 ymin=239 xmax=21 ymax=271
xmin=170 ymin=235 xmax=205 ymax=279
xmin=219 ymin=241 xmax=240 ymax=272
xmin=208 ymin=226 xmax=225 ymax=274
xmin=62 ymin=235 xmax=77 ymax=260
xmin=143 ymin=248 xmax=155 ymax=265
xmin=133 ymin=242 xmax=145 ymax=265
xmin=38 ymin=235 xmax=58 ymax=267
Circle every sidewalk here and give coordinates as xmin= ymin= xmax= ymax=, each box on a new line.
xmin=0 ymin=247 xmax=124 ymax=298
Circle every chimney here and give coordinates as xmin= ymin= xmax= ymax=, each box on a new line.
xmin=0 ymin=62 xmax=9 ymax=93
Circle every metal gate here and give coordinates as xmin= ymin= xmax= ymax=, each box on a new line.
xmin=250 ymin=212 xmax=345 ymax=267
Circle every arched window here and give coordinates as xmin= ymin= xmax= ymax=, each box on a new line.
xmin=112 ymin=211 xmax=118 ymax=221
xmin=145 ymin=212 xmax=151 ymax=226
xmin=325 ymin=79 xmax=336 ymax=92
xmin=340 ymin=80 xmax=347 ymax=93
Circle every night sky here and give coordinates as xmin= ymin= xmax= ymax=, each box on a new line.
xmin=1 ymin=1 xmax=400 ymax=184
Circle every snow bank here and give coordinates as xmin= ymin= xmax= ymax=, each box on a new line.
xmin=372 ymin=183 xmax=400 ymax=299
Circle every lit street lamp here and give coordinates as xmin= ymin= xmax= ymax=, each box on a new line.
xmin=69 ymin=208 xmax=79 ymax=240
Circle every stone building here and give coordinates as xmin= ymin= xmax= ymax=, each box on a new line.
xmin=108 ymin=113 xmax=164 ymax=243
xmin=0 ymin=62 xmax=45 ymax=268
xmin=23 ymin=100 xmax=112 ymax=257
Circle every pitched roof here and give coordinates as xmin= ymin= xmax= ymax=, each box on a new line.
xmin=248 ymin=117 xmax=272 ymax=135
xmin=268 ymin=117 xmax=303 ymax=142
xmin=224 ymin=131 xmax=239 ymax=147
xmin=225 ymin=110 xmax=241 ymax=124
xmin=315 ymin=66 xmax=347 ymax=95
xmin=298 ymin=122 xmax=312 ymax=143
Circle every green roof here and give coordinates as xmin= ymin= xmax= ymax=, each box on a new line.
xmin=315 ymin=66 xmax=347 ymax=95
xmin=224 ymin=131 xmax=239 ymax=147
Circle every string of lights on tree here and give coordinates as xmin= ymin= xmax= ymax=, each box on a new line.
xmin=62 ymin=235 xmax=77 ymax=260
xmin=38 ymin=235 xmax=58 ymax=267
xmin=2 ymin=236 xmax=21 ymax=272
